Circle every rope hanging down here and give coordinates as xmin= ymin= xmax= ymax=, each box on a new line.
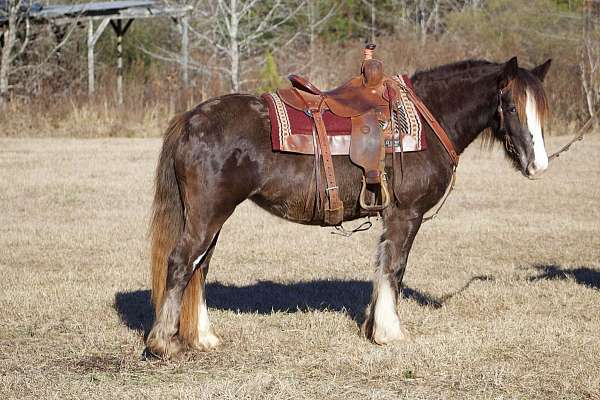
xmin=422 ymin=166 xmax=457 ymax=222
xmin=331 ymin=217 xmax=373 ymax=236
xmin=548 ymin=110 xmax=598 ymax=163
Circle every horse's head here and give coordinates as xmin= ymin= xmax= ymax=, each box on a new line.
xmin=494 ymin=57 xmax=552 ymax=179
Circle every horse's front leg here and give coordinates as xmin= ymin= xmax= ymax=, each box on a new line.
xmin=362 ymin=208 xmax=422 ymax=344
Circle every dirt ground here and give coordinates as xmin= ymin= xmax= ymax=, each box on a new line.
xmin=0 ymin=134 xmax=599 ymax=399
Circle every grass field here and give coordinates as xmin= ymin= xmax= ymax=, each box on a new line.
xmin=1 ymin=134 xmax=599 ymax=399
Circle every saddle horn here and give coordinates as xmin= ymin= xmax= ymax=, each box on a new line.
xmin=362 ymin=44 xmax=384 ymax=88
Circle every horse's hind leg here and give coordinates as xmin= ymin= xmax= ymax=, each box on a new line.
xmin=179 ymin=236 xmax=221 ymax=351
xmin=362 ymin=208 xmax=423 ymax=344
xmin=146 ymin=207 xmax=232 ymax=357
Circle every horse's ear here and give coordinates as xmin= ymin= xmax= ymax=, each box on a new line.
xmin=498 ymin=57 xmax=518 ymax=89
xmin=531 ymin=59 xmax=552 ymax=82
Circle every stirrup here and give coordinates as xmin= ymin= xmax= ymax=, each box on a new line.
xmin=359 ymin=174 xmax=390 ymax=212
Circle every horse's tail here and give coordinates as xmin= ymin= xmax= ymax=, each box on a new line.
xmin=149 ymin=113 xmax=187 ymax=316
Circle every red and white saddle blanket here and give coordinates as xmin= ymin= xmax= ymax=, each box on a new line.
xmin=262 ymin=75 xmax=427 ymax=155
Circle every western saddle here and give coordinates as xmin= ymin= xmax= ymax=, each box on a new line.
xmin=277 ymin=44 xmax=458 ymax=226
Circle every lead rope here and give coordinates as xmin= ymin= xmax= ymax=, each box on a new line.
xmin=422 ymin=166 xmax=457 ymax=223
xmin=548 ymin=110 xmax=598 ymax=163
xmin=331 ymin=217 xmax=373 ymax=237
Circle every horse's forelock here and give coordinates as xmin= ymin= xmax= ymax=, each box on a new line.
xmin=511 ymin=70 xmax=549 ymax=129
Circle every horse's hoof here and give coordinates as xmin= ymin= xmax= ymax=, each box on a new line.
xmin=141 ymin=347 xmax=160 ymax=361
xmin=190 ymin=329 xmax=221 ymax=351
xmin=372 ymin=323 xmax=412 ymax=345
xmin=146 ymin=333 xmax=184 ymax=359
xmin=360 ymin=317 xmax=374 ymax=340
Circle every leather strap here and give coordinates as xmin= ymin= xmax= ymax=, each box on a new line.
xmin=385 ymin=82 xmax=402 ymax=205
xmin=401 ymin=82 xmax=459 ymax=167
xmin=311 ymin=123 xmax=322 ymax=214
xmin=311 ymin=104 xmax=344 ymax=225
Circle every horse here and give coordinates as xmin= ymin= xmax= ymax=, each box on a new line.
xmin=144 ymin=56 xmax=552 ymax=358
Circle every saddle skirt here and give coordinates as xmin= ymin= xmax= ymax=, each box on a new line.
xmin=262 ymin=75 xmax=426 ymax=156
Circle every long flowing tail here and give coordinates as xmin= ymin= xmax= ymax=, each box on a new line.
xmin=149 ymin=114 xmax=187 ymax=316
xmin=150 ymin=112 xmax=206 ymax=346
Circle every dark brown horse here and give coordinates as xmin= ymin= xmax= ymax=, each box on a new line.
xmin=145 ymin=56 xmax=552 ymax=357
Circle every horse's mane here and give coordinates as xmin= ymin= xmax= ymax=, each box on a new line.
xmin=412 ymin=59 xmax=549 ymax=150
xmin=412 ymin=59 xmax=499 ymax=82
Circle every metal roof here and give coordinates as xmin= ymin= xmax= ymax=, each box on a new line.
xmin=1 ymin=1 xmax=191 ymax=25
xmin=34 ymin=0 xmax=155 ymax=18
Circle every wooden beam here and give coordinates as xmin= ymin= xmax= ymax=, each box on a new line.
xmin=109 ymin=19 xmax=134 ymax=105
xmin=109 ymin=19 xmax=133 ymax=36
xmin=87 ymin=18 xmax=110 ymax=95
xmin=87 ymin=21 xmax=94 ymax=95
xmin=90 ymin=18 xmax=110 ymax=47
xmin=122 ymin=19 xmax=134 ymax=35
xmin=113 ymin=20 xmax=124 ymax=105
xmin=48 ymin=7 xmax=193 ymax=26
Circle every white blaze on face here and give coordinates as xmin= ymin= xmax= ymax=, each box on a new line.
xmin=525 ymin=89 xmax=549 ymax=175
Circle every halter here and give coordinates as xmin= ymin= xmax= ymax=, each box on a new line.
xmin=497 ymin=88 xmax=506 ymax=134
xmin=497 ymin=85 xmax=520 ymax=158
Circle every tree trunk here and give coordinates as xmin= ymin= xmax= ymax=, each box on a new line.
xmin=418 ymin=0 xmax=427 ymax=44
xmin=308 ymin=1 xmax=315 ymax=78
xmin=229 ymin=0 xmax=240 ymax=92
xmin=370 ymin=0 xmax=375 ymax=44
xmin=580 ymin=0 xmax=599 ymax=127
xmin=0 ymin=1 xmax=19 ymax=104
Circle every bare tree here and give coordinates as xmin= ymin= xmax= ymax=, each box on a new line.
xmin=0 ymin=0 xmax=30 ymax=104
xmin=580 ymin=0 xmax=599 ymax=125
xmin=306 ymin=0 xmax=338 ymax=78
xmin=360 ymin=0 xmax=376 ymax=44
xmin=143 ymin=0 xmax=304 ymax=93
xmin=206 ymin=0 xmax=307 ymax=91
xmin=415 ymin=0 xmax=443 ymax=43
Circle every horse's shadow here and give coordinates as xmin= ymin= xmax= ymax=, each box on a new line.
xmin=528 ymin=264 xmax=600 ymax=289
xmin=114 ymin=279 xmax=454 ymax=336
xmin=114 ymin=266 xmax=599 ymax=336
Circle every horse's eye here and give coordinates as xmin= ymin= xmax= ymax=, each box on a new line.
xmin=508 ymin=107 xmax=517 ymax=113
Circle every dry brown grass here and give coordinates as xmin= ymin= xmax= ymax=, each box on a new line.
xmin=0 ymin=134 xmax=599 ymax=399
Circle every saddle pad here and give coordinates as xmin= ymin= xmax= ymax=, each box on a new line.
xmin=262 ymin=75 xmax=426 ymax=156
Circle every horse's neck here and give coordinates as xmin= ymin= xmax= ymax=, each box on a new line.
xmin=416 ymin=76 xmax=497 ymax=154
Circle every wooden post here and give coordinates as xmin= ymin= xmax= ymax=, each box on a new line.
xmin=110 ymin=19 xmax=133 ymax=105
xmin=181 ymin=15 xmax=189 ymax=88
xmin=116 ymin=21 xmax=123 ymax=104
xmin=87 ymin=20 xmax=94 ymax=95
xmin=87 ymin=18 xmax=111 ymax=96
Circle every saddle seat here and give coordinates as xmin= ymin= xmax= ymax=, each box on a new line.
xmin=286 ymin=74 xmax=391 ymax=118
